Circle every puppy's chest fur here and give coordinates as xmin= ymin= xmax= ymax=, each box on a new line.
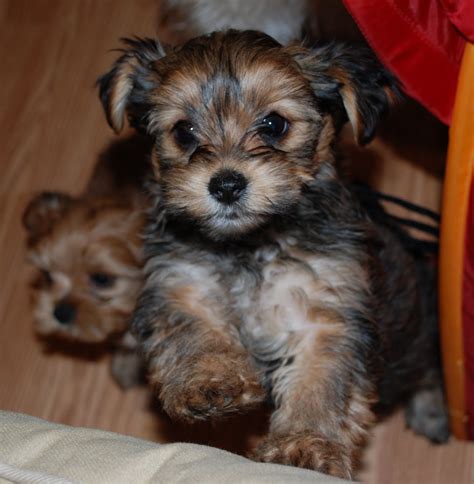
xmin=233 ymin=235 xmax=369 ymax=337
xmin=145 ymin=195 xmax=372 ymax=346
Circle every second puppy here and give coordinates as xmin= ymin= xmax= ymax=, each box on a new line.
xmin=23 ymin=139 xmax=149 ymax=388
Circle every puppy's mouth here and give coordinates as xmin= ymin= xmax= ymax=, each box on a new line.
xmin=215 ymin=203 xmax=246 ymax=220
xmin=203 ymin=202 xmax=267 ymax=238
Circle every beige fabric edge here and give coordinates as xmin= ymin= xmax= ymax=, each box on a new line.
xmin=0 ymin=411 xmax=351 ymax=483
xmin=0 ymin=461 xmax=75 ymax=484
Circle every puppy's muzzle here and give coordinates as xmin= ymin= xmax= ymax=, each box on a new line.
xmin=208 ymin=170 xmax=247 ymax=205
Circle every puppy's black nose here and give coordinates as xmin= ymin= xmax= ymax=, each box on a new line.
xmin=53 ymin=302 xmax=76 ymax=325
xmin=208 ymin=170 xmax=247 ymax=205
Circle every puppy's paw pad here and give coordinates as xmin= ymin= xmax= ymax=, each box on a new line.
xmin=251 ymin=432 xmax=352 ymax=479
xmin=160 ymin=354 xmax=265 ymax=421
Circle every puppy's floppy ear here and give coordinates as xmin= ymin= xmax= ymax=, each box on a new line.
xmin=23 ymin=192 xmax=74 ymax=241
xmin=289 ymin=43 xmax=400 ymax=145
xmin=97 ymin=37 xmax=167 ymax=134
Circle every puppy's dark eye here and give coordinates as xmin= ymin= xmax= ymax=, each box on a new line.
xmin=173 ymin=121 xmax=197 ymax=150
xmin=89 ymin=272 xmax=115 ymax=288
xmin=259 ymin=113 xmax=289 ymax=140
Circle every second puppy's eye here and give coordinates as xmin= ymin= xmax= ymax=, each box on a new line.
xmin=173 ymin=121 xmax=197 ymax=150
xmin=89 ymin=272 xmax=115 ymax=289
xmin=259 ymin=113 xmax=289 ymax=140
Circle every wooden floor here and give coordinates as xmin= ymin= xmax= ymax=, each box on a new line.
xmin=0 ymin=1 xmax=473 ymax=482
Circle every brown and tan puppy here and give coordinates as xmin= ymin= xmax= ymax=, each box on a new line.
xmin=98 ymin=31 xmax=448 ymax=477
xmin=23 ymin=139 xmax=150 ymax=388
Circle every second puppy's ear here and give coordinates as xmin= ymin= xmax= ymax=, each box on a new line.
xmin=289 ymin=43 xmax=400 ymax=145
xmin=23 ymin=192 xmax=75 ymax=242
xmin=97 ymin=37 xmax=166 ymax=134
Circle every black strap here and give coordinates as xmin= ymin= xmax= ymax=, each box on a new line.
xmin=351 ymin=182 xmax=440 ymax=255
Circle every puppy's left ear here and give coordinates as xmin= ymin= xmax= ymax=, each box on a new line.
xmin=289 ymin=43 xmax=401 ymax=145
xmin=97 ymin=37 xmax=167 ymax=134
xmin=23 ymin=192 xmax=74 ymax=242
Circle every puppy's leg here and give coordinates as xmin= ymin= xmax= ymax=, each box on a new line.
xmin=133 ymin=262 xmax=264 ymax=422
xmin=405 ymin=264 xmax=449 ymax=443
xmin=251 ymin=321 xmax=376 ymax=479
xmin=405 ymin=370 xmax=450 ymax=443
xmin=246 ymin=260 xmax=377 ymax=478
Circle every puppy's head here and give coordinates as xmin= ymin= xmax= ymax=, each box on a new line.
xmin=23 ymin=193 xmax=144 ymax=343
xmin=99 ymin=30 xmax=398 ymax=239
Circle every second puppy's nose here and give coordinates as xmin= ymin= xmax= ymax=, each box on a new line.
xmin=208 ymin=170 xmax=247 ymax=205
xmin=53 ymin=302 xmax=76 ymax=325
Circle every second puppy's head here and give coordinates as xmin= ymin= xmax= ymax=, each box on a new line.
xmin=23 ymin=193 xmax=145 ymax=343
xmin=99 ymin=30 xmax=398 ymax=239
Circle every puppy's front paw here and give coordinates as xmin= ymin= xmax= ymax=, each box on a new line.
xmin=251 ymin=431 xmax=352 ymax=479
xmin=158 ymin=353 xmax=265 ymax=422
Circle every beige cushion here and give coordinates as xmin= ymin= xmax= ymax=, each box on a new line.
xmin=0 ymin=411 xmax=349 ymax=483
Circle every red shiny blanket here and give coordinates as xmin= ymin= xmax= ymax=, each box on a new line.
xmin=342 ymin=0 xmax=473 ymax=124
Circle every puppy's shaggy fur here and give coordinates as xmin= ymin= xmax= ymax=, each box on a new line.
xmin=98 ymin=30 xmax=448 ymax=477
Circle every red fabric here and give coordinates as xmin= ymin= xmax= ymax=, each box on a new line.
xmin=464 ymin=179 xmax=474 ymax=439
xmin=440 ymin=0 xmax=474 ymax=42
xmin=342 ymin=0 xmax=468 ymax=124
